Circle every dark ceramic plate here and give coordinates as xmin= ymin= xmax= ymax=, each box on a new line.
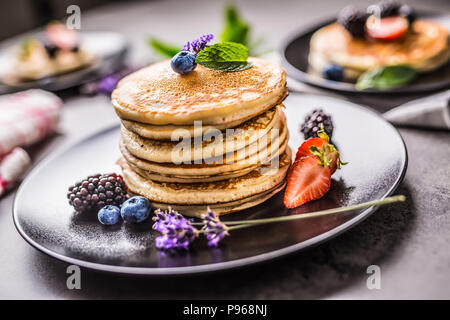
xmin=281 ymin=12 xmax=450 ymax=93
xmin=13 ymin=94 xmax=407 ymax=275
xmin=0 ymin=32 xmax=128 ymax=94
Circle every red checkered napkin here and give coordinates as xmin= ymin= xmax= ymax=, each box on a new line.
xmin=0 ymin=89 xmax=62 ymax=196
xmin=0 ymin=89 xmax=62 ymax=157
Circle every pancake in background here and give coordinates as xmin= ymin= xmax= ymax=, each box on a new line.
xmin=309 ymin=20 xmax=450 ymax=80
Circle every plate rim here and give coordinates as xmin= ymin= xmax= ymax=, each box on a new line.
xmin=12 ymin=95 xmax=408 ymax=276
xmin=280 ymin=11 xmax=450 ymax=94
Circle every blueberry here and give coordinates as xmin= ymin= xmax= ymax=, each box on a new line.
xmin=171 ymin=51 xmax=197 ymax=75
xmin=98 ymin=205 xmax=121 ymax=225
xmin=322 ymin=65 xmax=344 ymax=81
xmin=120 ymin=196 xmax=151 ymax=223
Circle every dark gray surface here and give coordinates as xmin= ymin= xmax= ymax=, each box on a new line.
xmin=0 ymin=0 xmax=449 ymax=299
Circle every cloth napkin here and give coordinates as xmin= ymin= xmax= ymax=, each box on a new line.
xmin=0 ymin=89 xmax=62 ymax=196
xmin=383 ymin=90 xmax=450 ymax=130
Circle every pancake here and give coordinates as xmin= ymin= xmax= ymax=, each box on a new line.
xmin=309 ymin=19 xmax=450 ymax=80
xmin=151 ymin=182 xmax=286 ymax=217
xmin=121 ymin=111 xmax=272 ymax=141
xmin=112 ymin=57 xmax=287 ymax=126
xmin=121 ymin=148 xmax=291 ymax=211
xmin=122 ymin=104 xmax=282 ymax=141
xmin=119 ymin=128 xmax=288 ymax=183
xmin=120 ymin=106 xmax=285 ymax=164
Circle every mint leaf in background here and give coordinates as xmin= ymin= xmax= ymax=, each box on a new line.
xmin=356 ymin=65 xmax=417 ymax=90
xmin=221 ymin=4 xmax=250 ymax=47
xmin=148 ymin=37 xmax=180 ymax=58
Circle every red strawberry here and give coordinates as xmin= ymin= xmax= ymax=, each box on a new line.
xmin=283 ymin=156 xmax=331 ymax=209
xmin=366 ymin=16 xmax=409 ymax=41
xmin=295 ymin=130 xmax=344 ymax=175
xmin=46 ymin=22 xmax=79 ymax=50
xmin=295 ymin=137 xmax=326 ymax=160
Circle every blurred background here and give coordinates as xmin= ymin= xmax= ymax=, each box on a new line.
xmin=2 ymin=0 xmax=449 ymax=61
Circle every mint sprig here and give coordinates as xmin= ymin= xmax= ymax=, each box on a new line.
xmin=356 ymin=65 xmax=417 ymax=90
xmin=221 ymin=4 xmax=250 ymax=47
xmin=148 ymin=37 xmax=180 ymax=58
xmin=195 ymin=42 xmax=253 ymax=72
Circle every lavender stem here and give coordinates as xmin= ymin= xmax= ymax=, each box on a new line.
xmin=194 ymin=195 xmax=405 ymax=229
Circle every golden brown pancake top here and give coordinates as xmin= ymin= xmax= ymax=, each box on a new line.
xmin=112 ymin=57 xmax=287 ymax=125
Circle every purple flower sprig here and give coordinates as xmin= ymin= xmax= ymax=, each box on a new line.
xmin=183 ymin=34 xmax=214 ymax=55
xmin=80 ymin=67 xmax=136 ymax=96
xmin=151 ymin=195 xmax=406 ymax=251
xmin=152 ymin=208 xmax=198 ymax=251
xmin=200 ymin=207 xmax=229 ymax=247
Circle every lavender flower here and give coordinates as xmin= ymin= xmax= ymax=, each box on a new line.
xmin=183 ymin=34 xmax=214 ymax=54
xmin=80 ymin=67 xmax=135 ymax=96
xmin=201 ymin=207 xmax=228 ymax=247
xmin=152 ymin=208 xmax=198 ymax=250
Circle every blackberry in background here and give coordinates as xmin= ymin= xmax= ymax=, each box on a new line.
xmin=44 ymin=43 xmax=59 ymax=59
xmin=399 ymin=4 xmax=416 ymax=24
xmin=67 ymin=173 xmax=128 ymax=213
xmin=377 ymin=0 xmax=401 ymax=17
xmin=337 ymin=6 xmax=368 ymax=38
xmin=300 ymin=109 xmax=334 ymax=140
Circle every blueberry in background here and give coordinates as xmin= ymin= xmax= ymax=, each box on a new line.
xmin=171 ymin=51 xmax=197 ymax=75
xmin=322 ymin=64 xmax=344 ymax=81
xmin=121 ymin=196 xmax=151 ymax=223
xmin=98 ymin=205 xmax=121 ymax=225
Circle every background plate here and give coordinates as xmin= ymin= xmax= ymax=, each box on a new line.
xmin=13 ymin=93 xmax=407 ymax=275
xmin=0 ymin=31 xmax=128 ymax=94
xmin=281 ymin=12 xmax=450 ymax=93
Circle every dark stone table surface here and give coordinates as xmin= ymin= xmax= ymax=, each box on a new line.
xmin=0 ymin=0 xmax=449 ymax=299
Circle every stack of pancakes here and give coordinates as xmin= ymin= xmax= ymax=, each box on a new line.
xmin=309 ymin=19 xmax=450 ymax=80
xmin=112 ymin=57 xmax=291 ymax=217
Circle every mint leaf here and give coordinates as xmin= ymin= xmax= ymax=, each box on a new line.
xmin=148 ymin=37 xmax=180 ymax=58
xmin=220 ymin=4 xmax=250 ymax=47
xmin=196 ymin=42 xmax=252 ymax=72
xmin=195 ymin=61 xmax=253 ymax=72
xmin=356 ymin=65 xmax=416 ymax=90
xmin=21 ymin=37 xmax=33 ymax=57
xmin=196 ymin=42 xmax=248 ymax=62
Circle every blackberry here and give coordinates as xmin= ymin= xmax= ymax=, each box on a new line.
xmin=338 ymin=6 xmax=368 ymax=38
xmin=300 ymin=109 xmax=334 ymax=140
xmin=399 ymin=4 xmax=416 ymax=24
xmin=67 ymin=173 xmax=128 ymax=213
xmin=377 ymin=0 xmax=401 ymax=17
xmin=44 ymin=43 xmax=59 ymax=59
